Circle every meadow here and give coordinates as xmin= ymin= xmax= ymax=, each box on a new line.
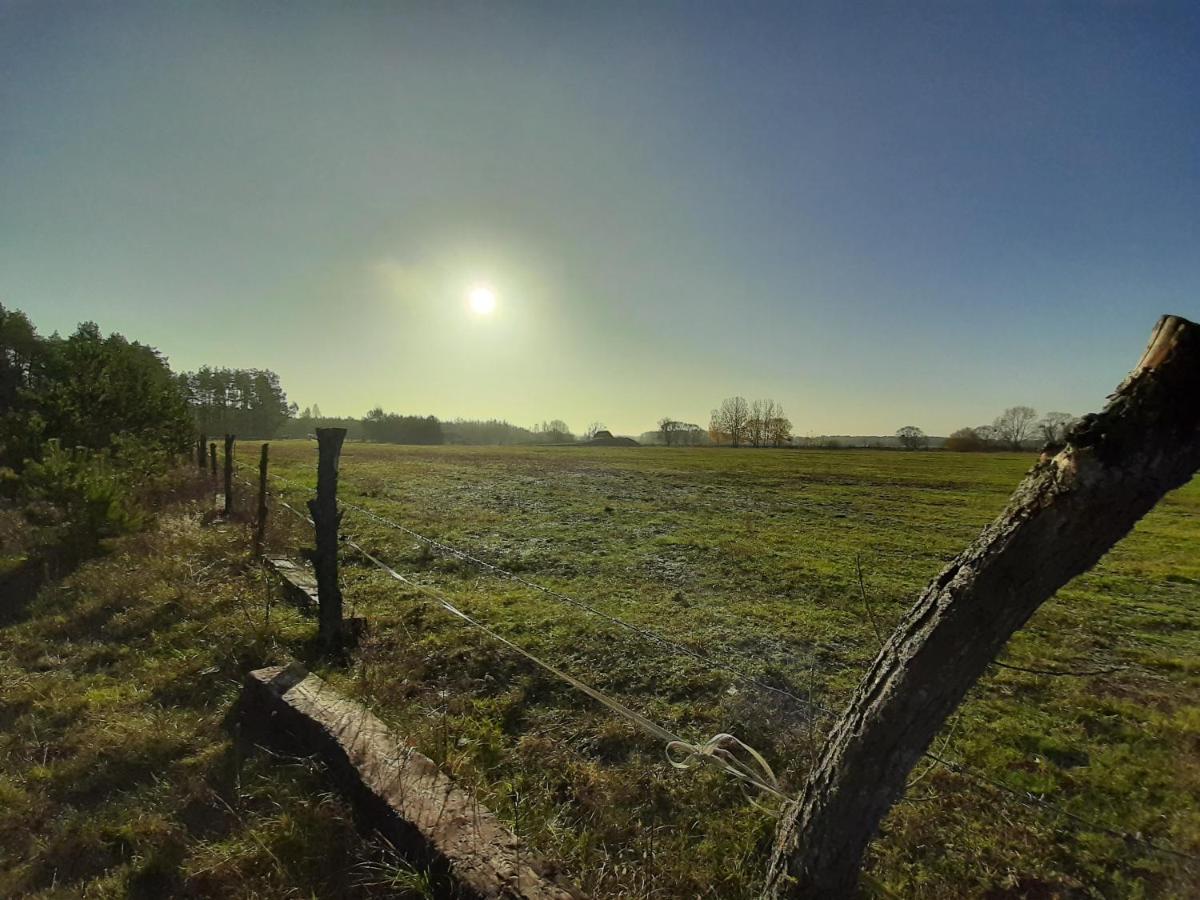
xmin=250 ymin=442 xmax=1200 ymax=898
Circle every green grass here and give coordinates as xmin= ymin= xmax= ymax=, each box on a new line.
xmin=0 ymin=498 xmax=434 ymax=899
xmin=3 ymin=445 xmax=1196 ymax=898
xmin=250 ymin=442 xmax=1199 ymax=898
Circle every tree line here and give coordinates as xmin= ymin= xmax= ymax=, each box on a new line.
xmin=707 ymin=397 xmax=793 ymax=447
xmin=0 ymin=305 xmax=194 ymax=558
xmin=0 ymin=305 xmax=192 ymax=470
xmin=945 ymin=407 xmax=1078 ymax=452
xmin=176 ymin=367 xmax=296 ymax=439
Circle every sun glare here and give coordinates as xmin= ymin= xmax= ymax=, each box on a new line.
xmin=468 ymin=284 xmax=497 ymax=315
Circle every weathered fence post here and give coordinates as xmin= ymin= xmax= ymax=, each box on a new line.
xmin=209 ymin=442 xmax=217 ymax=479
xmin=223 ymin=434 xmax=235 ymax=517
xmin=196 ymin=434 xmax=207 ymax=470
xmin=254 ymin=443 xmax=269 ymax=556
xmin=764 ymin=314 xmax=1200 ymax=898
xmin=308 ymin=428 xmax=347 ymax=650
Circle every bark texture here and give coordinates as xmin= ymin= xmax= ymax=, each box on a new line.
xmin=765 ymin=315 xmax=1200 ymax=898
xmin=254 ymin=442 xmax=269 ymax=556
xmin=308 ymin=427 xmax=346 ymax=649
xmin=242 ymin=665 xmax=582 ymax=899
xmin=222 ymin=434 xmax=235 ymax=516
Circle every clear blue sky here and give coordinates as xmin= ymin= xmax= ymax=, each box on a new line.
xmin=2 ymin=1 xmax=1197 ymax=436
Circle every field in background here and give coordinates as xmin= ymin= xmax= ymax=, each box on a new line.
xmin=252 ymin=442 xmax=1200 ymax=898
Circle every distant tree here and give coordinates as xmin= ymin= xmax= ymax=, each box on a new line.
xmin=43 ymin=322 xmax=193 ymax=456
xmin=584 ymin=421 xmax=606 ymax=441
xmin=767 ymin=412 xmax=793 ymax=447
xmin=658 ymin=417 xmax=680 ymax=446
xmin=533 ymin=419 xmax=573 ymax=443
xmin=178 ymin=366 xmax=296 ymax=438
xmin=896 ymin=425 xmax=928 ymax=450
xmin=993 ymin=406 xmax=1038 ymax=451
xmin=1038 ymin=411 xmax=1078 ymax=445
xmin=971 ymin=424 xmax=997 ymax=449
xmin=0 ymin=305 xmax=43 ymax=466
xmin=748 ymin=400 xmax=766 ymax=448
xmin=0 ymin=308 xmax=192 ymax=469
xmin=945 ymin=427 xmax=985 ymax=452
xmin=710 ymin=396 xmax=750 ymax=447
xmin=443 ymin=418 xmax=536 ymax=445
xmin=363 ymin=407 xmax=444 ymax=444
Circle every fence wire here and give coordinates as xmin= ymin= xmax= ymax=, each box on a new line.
xmin=234 ymin=460 xmax=1198 ymax=865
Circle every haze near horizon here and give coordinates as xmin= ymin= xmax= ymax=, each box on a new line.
xmin=2 ymin=1 xmax=1197 ymax=436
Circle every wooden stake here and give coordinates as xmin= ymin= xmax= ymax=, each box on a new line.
xmin=223 ymin=434 xmax=235 ymax=517
xmin=209 ymin=442 xmax=217 ymax=479
xmin=765 ymin=314 xmax=1200 ymax=898
xmin=196 ymin=434 xmax=207 ymax=470
xmin=254 ymin=443 xmax=269 ymax=556
xmin=309 ymin=427 xmax=347 ymax=650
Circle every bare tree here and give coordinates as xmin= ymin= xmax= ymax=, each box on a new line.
xmin=584 ymin=421 xmax=606 ymax=441
xmin=710 ymin=396 xmax=750 ymax=447
xmin=895 ymin=425 xmax=928 ymax=450
xmin=767 ymin=412 xmax=793 ymax=447
xmin=993 ymin=405 xmax=1038 ymax=451
xmin=765 ymin=315 xmax=1200 ymax=897
xmin=748 ymin=399 xmax=767 ymax=448
xmin=679 ymin=422 xmax=706 ymax=445
xmin=657 ymin=416 xmax=679 ymax=446
xmin=535 ymin=419 xmax=573 ymax=442
xmin=1038 ymin=411 xmax=1078 ymax=445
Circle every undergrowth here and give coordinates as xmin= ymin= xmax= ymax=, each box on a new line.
xmin=0 ymin=491 xmax=431 ymax=898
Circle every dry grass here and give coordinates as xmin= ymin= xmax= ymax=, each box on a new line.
xmin=0 ymin=488 xmax=434 ymax=899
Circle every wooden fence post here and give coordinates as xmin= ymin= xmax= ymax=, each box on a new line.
xmin=209 ymin=442 xmax=217 ymax=479
xmin=309 ymin=428 xmax=347 ymax=650
xmin=223 ymin=434 xmax=235 ymax=517
xmin=254 ymin=443 xmax=269 ymax=556
xmin=196 ymin=434 xmax=207 ymax=470
xmin=764 ymin=314 xmax=1200 ymax=898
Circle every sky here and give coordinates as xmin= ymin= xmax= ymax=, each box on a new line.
xmin=2 ymin=1 xmax=1198 ymax=437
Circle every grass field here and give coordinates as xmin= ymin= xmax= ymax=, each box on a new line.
xmin=0 ymin=491 xmax=436 ymax=898
xmin=244 ymin=442 xmax=1200 ymax=898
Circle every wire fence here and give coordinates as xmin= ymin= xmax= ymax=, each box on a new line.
xmin=229 ymin=454 xmax=1198 ymax=866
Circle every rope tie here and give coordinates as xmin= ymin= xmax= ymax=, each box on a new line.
xmin=667 ymin=733 xmax=788 ymax=806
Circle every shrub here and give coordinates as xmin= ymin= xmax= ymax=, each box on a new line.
xmin=19 ymin=441 xmax=146 ymax=558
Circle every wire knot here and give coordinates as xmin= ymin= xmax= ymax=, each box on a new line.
xmin=665 ymin=732 xmax=790 ymax=807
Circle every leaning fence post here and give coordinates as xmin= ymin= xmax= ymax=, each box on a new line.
xmin=254 ymin=443 xmax=269 ymax=556
xmin=196 ymin=434 xmax=207 ymax=470
xmin=309 ymin=427 xmax=347 ymax=650
xmin=223 ymin=434 xmax=235 ymax=516
xmin=209 ymin=442 xmax=217 ymax=479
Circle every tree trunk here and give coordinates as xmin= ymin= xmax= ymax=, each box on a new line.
xmin=223 ymin=434 xmax=235 ymax=517
xmin=308 ymin=427 xmax=347 ymax=651
xmin=254 ymin=442 xmax=269 ymax=556
xmin=765 ymin=315 xmax=1200 ymax=898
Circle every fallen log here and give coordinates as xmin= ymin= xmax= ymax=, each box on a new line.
xmin=241 ymin=664 xmax=583 ymax=900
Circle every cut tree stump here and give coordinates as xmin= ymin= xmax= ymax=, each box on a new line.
xmin=241 ymin=664 xmax=583 ymax=900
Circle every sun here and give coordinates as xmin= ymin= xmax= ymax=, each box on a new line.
xmin=468 ymin=284 xmax=497 ymax=315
